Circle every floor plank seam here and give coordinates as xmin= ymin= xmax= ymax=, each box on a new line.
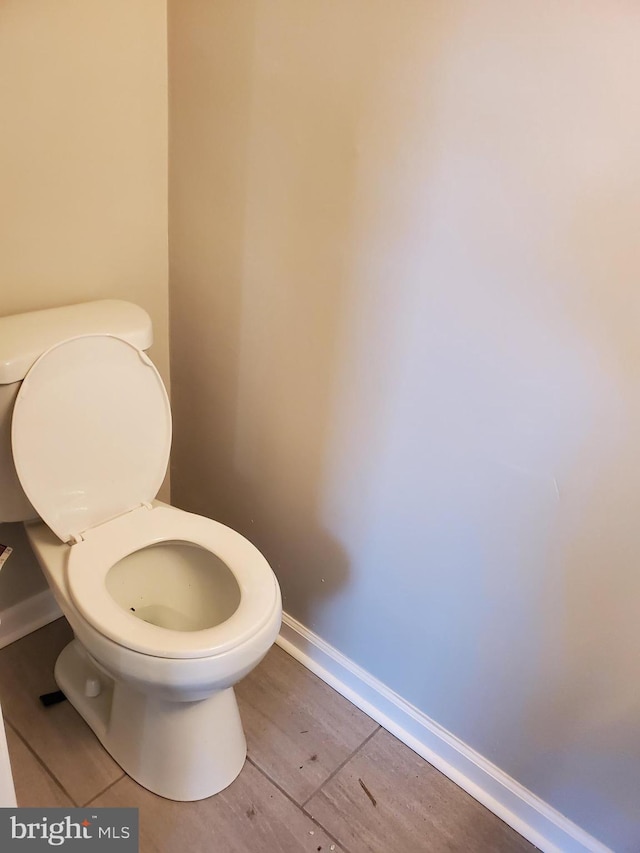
xmin=6 ymin=719 xmax=79 ymax=807
xmin=83 ymin=773 xmax=126 ymax=807
xmin=303 ymin=804 xmax=355 ymax=853
xmin=245 ymin=755 xmax=348 ymax=853
xmin=301 ymin=725 xmax=381 ymax=810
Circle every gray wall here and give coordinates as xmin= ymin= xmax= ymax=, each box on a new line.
xmin=168 ymin=3 xmax=640 ymax=850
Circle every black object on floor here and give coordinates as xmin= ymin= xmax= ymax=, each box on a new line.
xmin=39 ymin=690 xmax=67 ymax=707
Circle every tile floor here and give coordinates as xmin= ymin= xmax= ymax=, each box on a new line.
xmin=0 ymin=618 xmax=535 ymax=852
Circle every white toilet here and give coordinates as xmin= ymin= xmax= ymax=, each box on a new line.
xmin=0 ymin=300 xmax=282 ymax=801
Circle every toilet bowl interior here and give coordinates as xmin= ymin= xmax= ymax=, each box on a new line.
xmin=106 ymin=541 xmax=241 ymax=632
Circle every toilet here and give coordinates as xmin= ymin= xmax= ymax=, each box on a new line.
xmin=0 ymin=300 xmax=282 ymax=801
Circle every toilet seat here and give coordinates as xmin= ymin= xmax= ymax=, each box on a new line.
xmin=67 ymin=504 xmax=279 ymax=660
xmin=11 ymin=334 xmax=280 ymax=663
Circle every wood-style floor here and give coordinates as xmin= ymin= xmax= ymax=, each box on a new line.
xmin=0 ymin=618 xmax=535 ymax=852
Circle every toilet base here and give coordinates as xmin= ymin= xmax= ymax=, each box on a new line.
xmin=54 ymin=640 xmax=247 ymax=801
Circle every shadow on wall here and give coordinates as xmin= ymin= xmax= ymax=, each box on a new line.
xmin=168 ymin=1 xmax=454 ymax=630
xmin=167 ymin=0 xmax=352 ymax=623
xmin=0 ymin=523 xmax=48 ymax=613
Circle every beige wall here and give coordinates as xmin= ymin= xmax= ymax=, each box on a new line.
xmin=169 ymin=2 xmax=640 ymax=849
xmin=0 ymin=0 xmax=168 ymax=607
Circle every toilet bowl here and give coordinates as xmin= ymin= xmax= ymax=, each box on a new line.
xmin=25 ymin=508 xmax=281 ymax=801
xmin=1 ymin=318 xmax=282 ymax=801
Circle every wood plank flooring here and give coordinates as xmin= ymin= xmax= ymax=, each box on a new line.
xmin=0 ymin=619 xmax=535 ymax=852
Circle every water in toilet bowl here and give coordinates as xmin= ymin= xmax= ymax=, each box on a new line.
xmin=106 ymin=541 xmax=241 ymax=632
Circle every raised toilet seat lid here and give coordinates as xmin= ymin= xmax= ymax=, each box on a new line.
xmin=67 ymin=504 xmax=280 ymax=659
xmin=11 ymin=334 xmax=172 ymax=544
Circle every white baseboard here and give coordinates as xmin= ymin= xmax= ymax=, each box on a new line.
xmin=277 ymin=612 xmax=612 ymax=853
xmin=0 ymin=589 xmax=62 ymax=650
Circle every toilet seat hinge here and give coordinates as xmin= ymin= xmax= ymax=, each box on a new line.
xmin=68 ymin=502 xmax=154 ymax=545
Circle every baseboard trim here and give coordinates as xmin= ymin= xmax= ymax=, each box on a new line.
xmin=277 ymin=612 xmax=612 ymax=853
xmin=0 ymin=589 xmax=62 ymax=650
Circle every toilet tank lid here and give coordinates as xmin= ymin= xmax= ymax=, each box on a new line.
xmin=0 ymin=301 xmax=153 ymax=385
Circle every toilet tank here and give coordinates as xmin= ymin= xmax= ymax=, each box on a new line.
xmin=0 ymin=300 xmax=153 ymax=522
